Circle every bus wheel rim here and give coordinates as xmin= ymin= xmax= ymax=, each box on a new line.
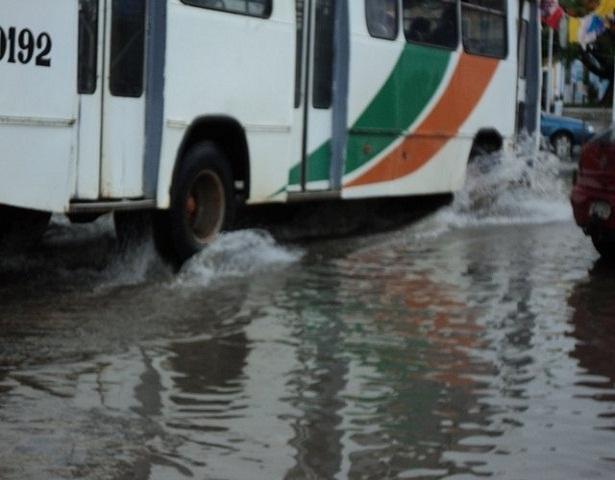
xmin=185 ymin=170 xmax=225 ymax=245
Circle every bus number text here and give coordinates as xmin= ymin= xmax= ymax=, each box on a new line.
xmin=0 ymin=27 xmax=52 ymax=67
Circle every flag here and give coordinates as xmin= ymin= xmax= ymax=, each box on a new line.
xmin=578 ymin=14 xmax=607 ymax=46
xmin=542 ymin=0 xmax=566 ymax=28
xmin=568 ymin=0 xmax=615 ymax=45
xmin=561 ymin=0 xmax=600 ymax=17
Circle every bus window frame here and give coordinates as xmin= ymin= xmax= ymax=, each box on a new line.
xmin=518 ymin=18 xmax=528 ymax=79
xmin=312 ymin=0 xmax=335 ymax=110
xmin=78 ymin=0 xmax=99 ymax=95
xmin=365 ymin=0 xmax=400 ymax=41
xmin=109 ymin=0 xmax=147 ymax=98
xmin=402 ymin=0 xmax=460 ymax=51
xmin=461 ymin=0 xmax=508 ymax=59
xmin=179 ymin=0 xmax=273 ymax=19
xmin=295 ymin=0 xmax=305 ymax=108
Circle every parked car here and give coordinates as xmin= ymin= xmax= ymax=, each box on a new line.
xmin=541 ymin=112 xmax=595 ymax=158
xmin=571 ymin=126 xmax=615 ymax=258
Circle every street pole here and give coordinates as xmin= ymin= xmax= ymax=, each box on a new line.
xmin=546 ymin=27 xmax=554 ymax=113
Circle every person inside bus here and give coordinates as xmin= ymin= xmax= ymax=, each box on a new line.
xmin=409 ymin=16 xmax=431 ymax=42
xmin=430 ymin=1 xmax=458 ymax=48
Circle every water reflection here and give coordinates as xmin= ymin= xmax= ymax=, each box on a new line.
xmin=568 ymin=259 xmax=615 ymax=399
xmin=321 ymin=236 xmax=499 ymax=478
xmin=2 ymin=223 xmax=615 ymax=479
xmin=281 ymin=267 xmax=348 ymax=480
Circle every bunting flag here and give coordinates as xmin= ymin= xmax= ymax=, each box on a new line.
xmin=578 ymin=14 xmax=606 ymax=46
xmin=542 ymin=0 xmax=566 ymax=28
xmin=561 ymin=0 xmax=601 ymax=17
xmin=568 ymin=0 xmax=615 ymax=46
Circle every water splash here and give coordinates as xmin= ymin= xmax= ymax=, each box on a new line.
xmin=0 ymin=139 xmax=569 ymax=286
xmin=414 ymin=138 xmax=572 ymax=238
xmin=96 ymin=237 xmax=172 ymax=290
xmin=175 ymin=230 xmax=302 ymax=287
xmin=1 ymin=212 xmax=300 ymax=292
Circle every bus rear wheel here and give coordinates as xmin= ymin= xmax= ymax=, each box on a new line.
xmin=154 ymin=141 xmax=235 ymax=266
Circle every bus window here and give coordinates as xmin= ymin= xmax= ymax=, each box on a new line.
xmin=313 ymin=0 xmax=334 ymax=109
xmin=461 ymin=0 xmax=507 ymax=58
xmin=181 ymin=0 xmax=272 ymax=18
xmin=78 ymin=0 xmax=99 ymax=94
xmin=110 ymin=0 xmax=146 ymax=97
xmin=295 ymin=0 xmax=304 ymax=108
xmin=403 ymin=0 xmax=458 ymax=49
xmin=518 ymin=19 xmax=528 ymax=78
xmin=365 ymin=0 xmax=399 ymax=40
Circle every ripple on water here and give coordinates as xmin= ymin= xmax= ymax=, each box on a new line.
xmin=2 ymin=143 xmax=615 ymax=479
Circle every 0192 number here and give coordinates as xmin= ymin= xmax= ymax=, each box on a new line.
xmin=0 ymin=27 xmax=52 ymax=67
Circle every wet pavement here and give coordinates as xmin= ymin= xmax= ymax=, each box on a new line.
xmin=1 ymin=152 xmax=615 ymax=479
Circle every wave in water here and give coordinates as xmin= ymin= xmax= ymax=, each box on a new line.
xmin=34 ymin=219 xmax=300 ymax=291
xmin=175 ymin=229 xmax=302 ymax=288
xmin=414 ymin=140 xmax=573 ymax=239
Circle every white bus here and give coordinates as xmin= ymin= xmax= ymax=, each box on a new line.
xmin=0 ymin=0 xmax=540 ymax=263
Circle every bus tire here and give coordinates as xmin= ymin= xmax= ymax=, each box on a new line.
xmin=468 ymin=131 xmax=502 ymax=169
xmin=154 ymin=141 xmax=235 ymax=265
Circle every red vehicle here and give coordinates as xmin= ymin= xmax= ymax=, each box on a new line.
xmin=571 ymin=127 xmax=615 ymax=258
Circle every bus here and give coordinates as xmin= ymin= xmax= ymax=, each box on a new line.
xmin=0 ymin=0 xmax=541 ymax=263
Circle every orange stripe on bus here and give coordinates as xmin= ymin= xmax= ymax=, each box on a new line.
xmin=346 ymin=53 xmax=499 ymax=188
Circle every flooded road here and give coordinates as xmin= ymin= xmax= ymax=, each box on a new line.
xmin=1 ymin=153 xmax=615 ymax=479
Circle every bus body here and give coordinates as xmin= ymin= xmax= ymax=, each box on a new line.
xmin=0 ymin=0 xmax=541 ymax=259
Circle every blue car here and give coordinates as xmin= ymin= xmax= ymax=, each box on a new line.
xmin=540 ymin=112 xmax=595 ymax=158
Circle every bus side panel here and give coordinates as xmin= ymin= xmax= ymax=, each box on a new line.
xmin=342 ymin=52 xmax=515 ymax=201
xmin=344 ymin=5 xmax=406 ymax=182
xmin=0 ymin=0 xmax=78 ymax=212
xmin=458 ymin=59 xmax=516 ymax=147
xmin=342 ymin=0 xmax=518 ymax=200
xmin=458 ymin=0 xmax=518 ymax=145
xmin=157 ymin=4 xmax=295 ymax=207
xmin=0 ymin=126 xmax=75 ymax=211
xmin=342 ymin=3 xmax=462 ymax=199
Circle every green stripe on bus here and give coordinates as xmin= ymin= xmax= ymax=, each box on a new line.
xmin=287 ymin=43 xmax=452 ymax=187
xmin=345 ymin=44 xmax=451 ymax=175
xmin=288 ymin=141 xmax=331 ymax=187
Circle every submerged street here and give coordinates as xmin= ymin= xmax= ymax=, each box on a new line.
xmin=1 ymin=153 xmax=614 ymax=479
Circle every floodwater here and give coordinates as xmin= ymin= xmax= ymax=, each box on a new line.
xmin=1 ymin=149 xmax=615 ymax=479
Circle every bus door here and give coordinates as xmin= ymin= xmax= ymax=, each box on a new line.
xmin=298 ymin=0 xmax=349 ymax=193
xmin=76 ymin=0 xmax=147 ymax=200
xmin=101 ymin=0 xmax=147 ymax=198
xmin=75 ymin=0 xmax=103 ymax=200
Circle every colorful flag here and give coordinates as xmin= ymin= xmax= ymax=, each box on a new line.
xmin=578 ymin=14 xmax=607 ymax=46
xmin=542 ymin=0 xmax=566 ymax=28
xmin=561 ymin=0 xmax=600 ymax=17
xmin=568 ymin=0 xmax=615 ymax=45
